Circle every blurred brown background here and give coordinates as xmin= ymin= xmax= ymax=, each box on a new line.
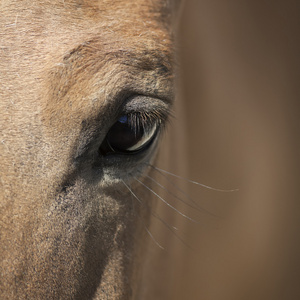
xmin=138 ymin=1 xmax=300 ymax=299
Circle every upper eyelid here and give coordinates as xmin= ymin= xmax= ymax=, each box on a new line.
xmin=121 ymin=95 xmax=171 ymax=116
xmin=120 ymin=106 xmax=170 ymax=131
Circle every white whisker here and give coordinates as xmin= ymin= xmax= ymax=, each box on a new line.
xmin=150 ymin=165 xmax=239 ymax=192
xmin=148 ymin=165 xmax=208 ymax=210
xmin=143 ymin=226 xmax=165 ymax=250
xmin=132 ymin=178 xmax=192 ymax=249
xmin=123 ymin=180 xmax=188 ymax=244
xmin=135 ymin=178 xmax=198 ymax=223
xmin=123 ymin=180 xmax=179 ymax=231
xmin=145 ymin=174 xmax=218 ymax=217
xmin=122 ymin=180 xmax=164 ymax=250
xmin=122 ymin=180 xmax=142 ymax=205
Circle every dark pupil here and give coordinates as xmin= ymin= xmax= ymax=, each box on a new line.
xmin=106 ymin=116 xmax=144 ymax=152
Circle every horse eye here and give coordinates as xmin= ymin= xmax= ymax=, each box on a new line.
xmin=100 ymin=115 xmax=158 ymax=155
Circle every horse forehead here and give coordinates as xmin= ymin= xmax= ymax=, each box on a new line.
xmin=1 ymin=0 xmax=172 ymax=108
xmin=1 ymin=0 xmax=170 ymax=53
xmin=3 ymin=0 xmax=168 ymax=25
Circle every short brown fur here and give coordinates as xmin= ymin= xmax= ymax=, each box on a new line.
xmin=0 ymin=1 xmax=175 ymax=299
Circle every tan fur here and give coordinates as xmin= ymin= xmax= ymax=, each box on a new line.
xmin=0 ymin=1 xmax=175 ymax=298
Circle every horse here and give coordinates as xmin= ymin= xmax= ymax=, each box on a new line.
xmin=0 ymin=0 xmax=177 ymax=298
xmin=1 ymin=0 xmax=300 ymax=299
